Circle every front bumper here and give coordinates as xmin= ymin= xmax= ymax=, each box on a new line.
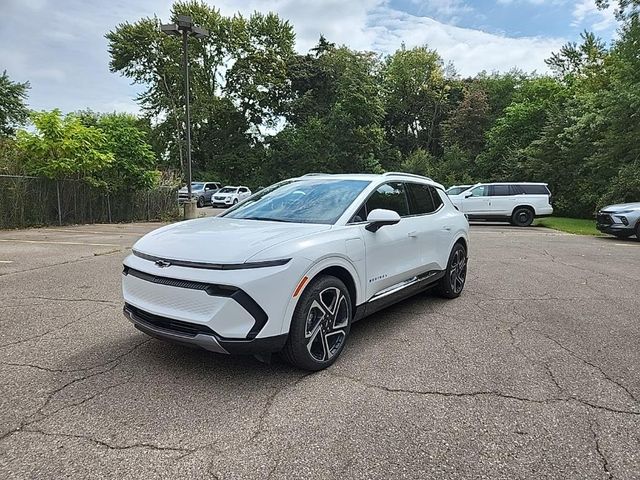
xmin=596 ymin=223 xmax=634 ymax=235
xmin=123 ymin=304 xmax=287 ymax=354
xmin=122 ymin=252 xmax=312 ymax=340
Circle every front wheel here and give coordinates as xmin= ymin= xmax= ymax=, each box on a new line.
xmin=436 ymin=243 xmax=467 ymax=299
xmin=511 ymin=207 xmax=534 ymax=227
xmin=283 ymin=275 xmax=352 ymax=371
xmin=197 ymin=196 xmax=204 ymax=208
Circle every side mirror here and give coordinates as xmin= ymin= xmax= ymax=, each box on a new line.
xmin=464 ymin=191 xmax=473 ymax=198
xmin=365 ymin=209 xmax=401 ymax=232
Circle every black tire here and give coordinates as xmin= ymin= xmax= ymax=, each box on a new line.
xmin=197 ymin=196 xmax=204 ymax=208
xmin=233 ymin=198 xmax=238 ymax=205
xmin=282 ymin=275 xmax=352 ymax=371
xmin=435 ymin=242 xmax=467 ymax=299
xmin=635 ymin=222 xmax=640 ymax=241
xmin=511 ymin=207 xmax=534 ymax=227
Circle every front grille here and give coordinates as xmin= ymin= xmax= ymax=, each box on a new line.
xmin=597 ymin=213 xmax=613 ymax=225
xmin=126 ymin=304 xmax=217 ymax=337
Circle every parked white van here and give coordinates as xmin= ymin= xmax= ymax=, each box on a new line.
xmin=448 ymin=182 xmax=553 ymax=226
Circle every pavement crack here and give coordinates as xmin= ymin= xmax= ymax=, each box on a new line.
xmin=22 ymin=428 xmax=193 ymax=455
xmin=0 ymin=339 xmax=150 ymax=443
xmin=0 ymin=305 xmax=109 ymax=350
xmin=5 ymin=295 xmax=119 ymax=305
xmin=330 ymin=372 xmax=640 ymax=417
xmin=589 ymin=419 xmax=613 ymax=479
xmin=540 ymin=332 xmax=639 ymax=405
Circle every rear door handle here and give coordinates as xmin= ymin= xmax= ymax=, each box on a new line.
xmin=442 ymin=226 xmax=452 ymax=231
xmin=408 ymin=231 xmax=418 ymax=238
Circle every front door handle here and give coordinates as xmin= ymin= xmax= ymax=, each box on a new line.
xmin=442 ymin=226 xmax=452 ymax=231
xmin=408 ymin=231 xmax=418 ymax=238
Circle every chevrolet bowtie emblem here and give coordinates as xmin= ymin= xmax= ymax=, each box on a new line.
xmin=155 ymin=260 xmax=171 ymax=268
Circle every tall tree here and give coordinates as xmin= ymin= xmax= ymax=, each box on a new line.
xmin=381 ymin=45 xmax=448 ymax=159
xmin=0 ymin=71 xmax=30 ymax=137
xmin=106 ymin=1 xmax=294 ymax=184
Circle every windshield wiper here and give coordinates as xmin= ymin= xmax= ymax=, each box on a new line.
xmin=240 ymin=216 xmax=293 ymax=223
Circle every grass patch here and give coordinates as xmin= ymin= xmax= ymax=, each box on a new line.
xmin=534 ymin=216 xmax=600 ymax=235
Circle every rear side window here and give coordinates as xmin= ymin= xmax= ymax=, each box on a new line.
xmin=430 ymin=186 xmax=443 ymax=210
xmin=406 ymin=183 xmax=435 ymax=214
xmin=359 ymin=182 xmax=409 ymax=219
xmin=490 ymin=185 xmax=512 ymax=196
xmin=519 ymin=184 xmax=549 ymax=194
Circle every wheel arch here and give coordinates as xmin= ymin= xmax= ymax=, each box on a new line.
xmin=512 ymin=204 xmax=536 ymax=216
xmin=280 ymin=256 xmax=363 ymax=335
xmin=313 ymin=265 xmax=358 ymax=313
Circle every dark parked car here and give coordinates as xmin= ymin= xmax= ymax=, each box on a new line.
xmin=178 ymin=182 xmax=221 ymax=207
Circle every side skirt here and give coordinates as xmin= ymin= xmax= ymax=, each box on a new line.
xmin=353 ymin=270 xmax=445 ymax=322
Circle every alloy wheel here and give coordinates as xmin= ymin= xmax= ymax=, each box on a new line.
xmin=305 ymin=287 xmax=349 ymax=362
xmin=449 ymin=248 xmax=467 ymax=294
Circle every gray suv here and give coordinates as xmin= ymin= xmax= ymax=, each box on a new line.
xmin=596 ymin=202 xmax=640 ymax=239
xmin=178 ymin=182 xmax=221 ymax=207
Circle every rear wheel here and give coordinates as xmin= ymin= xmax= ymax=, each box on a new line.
xmin=635 ymin=222 xmax=640 ymax=240
xmin=283 ymin=275 xmax=352 ymax=371
xmin=436 ymin=243 xmax=467 ymax=299
xmin=511 ymin=207 xmax=534 ymax=227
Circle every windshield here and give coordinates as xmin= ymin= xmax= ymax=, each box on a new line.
xmin=223 ymin=179 xmax=370 ymax=224
xmin=219 ymin=187 xmax=237 ymax=193
xmin=446 ymin=186 xmax=471 ymax=195
xmin=189 ymin=183 xmax=205 ymax=190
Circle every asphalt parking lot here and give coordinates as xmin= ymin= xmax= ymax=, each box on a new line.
xmin=1 ymin=217 xmax=638 ymax=479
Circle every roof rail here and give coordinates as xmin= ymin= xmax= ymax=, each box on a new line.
xmin=301 ymin=173 xmax=329 ymax=176
xmin=383 ymin=172 xmax=434 ymax=181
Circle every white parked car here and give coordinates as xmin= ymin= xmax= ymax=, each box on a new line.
xmin=211 ymin=186 xmax=252 ymax=208
xmin=122 ymin=173 xmax=469 ymax=370
xmin=448 ymin=182 xmax=553 ymax=226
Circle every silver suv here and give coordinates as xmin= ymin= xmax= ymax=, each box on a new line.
xmin=596 ymin=202 xmax=640 ymax=239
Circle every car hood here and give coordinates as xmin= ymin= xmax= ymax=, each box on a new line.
xmin=178 ymin=187 xmax=202 ymax=194
xmin=133 ymin=217 xmax=331 ymax=264
xmin=601 ymin=202 xmax=640 ymax=212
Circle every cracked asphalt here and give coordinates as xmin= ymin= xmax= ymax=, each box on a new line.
xmin=0 ymin=219 xmax=639 ymax=479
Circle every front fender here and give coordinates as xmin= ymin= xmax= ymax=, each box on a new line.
xmin=278 ymin=255 xmax=364 ymax=336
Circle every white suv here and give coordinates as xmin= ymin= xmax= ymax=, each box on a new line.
xmin=211 ymin=186 xmax=252 ymax=208
xmin=448 ymin=183 xmax=553 ymax=226
xmin=122 ymin=173 xmax=469 ymax=370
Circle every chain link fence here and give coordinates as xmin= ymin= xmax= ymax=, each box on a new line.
xmin=0 ymin=175 xmax=179 ymax=229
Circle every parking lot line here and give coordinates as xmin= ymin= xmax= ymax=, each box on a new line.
xmin=47 ymin=228 xmax=143 ymax=236
xmin=0 ymin=239 xmax=121 ymax=247
xmin=0 ymin=260 xmax=13 ymax=263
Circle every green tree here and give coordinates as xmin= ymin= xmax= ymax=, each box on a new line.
xmin=106 ymin=0 xmax=294 ymax=184
xmin=95 ymin=113 xmax=159 ymax=191
xmin=381 ymin=45 xmax=448 ymax=158
xmin=0 ymin=71 xmax=30 ymax=137
xmin=17 ymin=110 xmax=112 ymax=185
xmin=265 ymin=43 xmax=385 ymax=182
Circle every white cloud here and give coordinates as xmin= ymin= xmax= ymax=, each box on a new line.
xmin=215 ymin=0 xmax=562 ymax=75
xmin=0 ymin=0 xmax=567 ymax=113
xmin=368 ymin=8 xmax=564 ymax=75
xmin=572 ymin=0 xmax=617 ymax=31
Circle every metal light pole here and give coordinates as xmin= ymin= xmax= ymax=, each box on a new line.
xmin=161 ymin=15 xmax=208 ymax=219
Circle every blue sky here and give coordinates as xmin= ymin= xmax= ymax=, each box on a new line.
xmin=0 ymin=0 xmax=620 ymax=114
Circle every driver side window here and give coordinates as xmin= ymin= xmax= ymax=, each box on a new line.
xmin=470 ymin=185 xmax=488 ymax=197
xmin=351 ymin=182 xmax=409 ymax=222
